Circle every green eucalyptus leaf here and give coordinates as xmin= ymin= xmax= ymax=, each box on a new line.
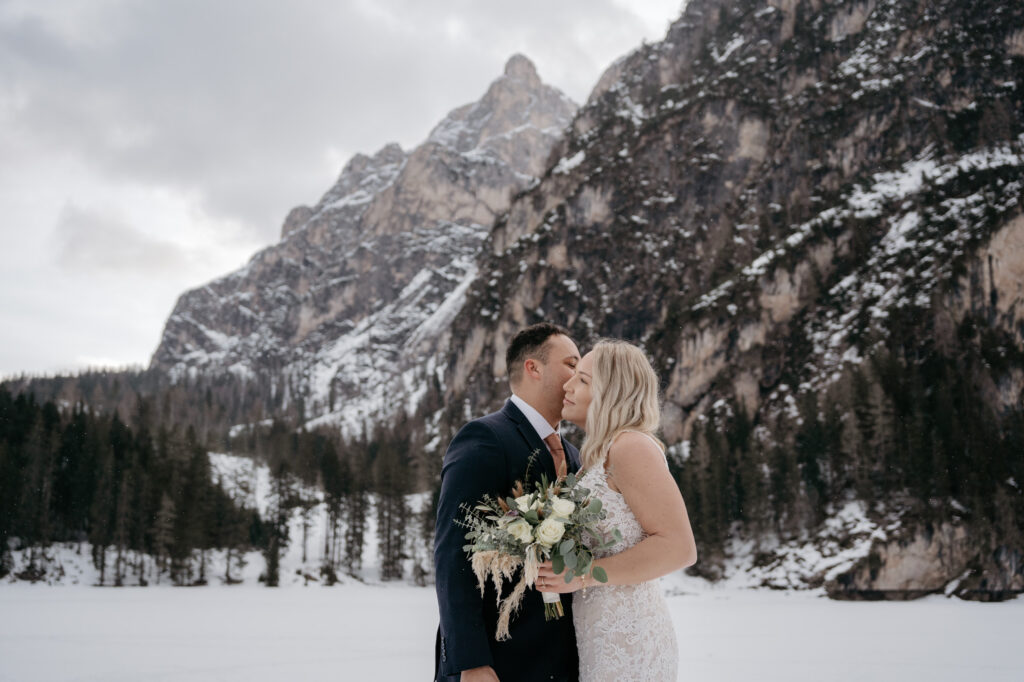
xmin=559 ymin=539 xmax=574 ymax=555
xmin=552 ymin=554 xmax=565 ymax=574
xmin=564 ymin=551 xmax=578 ymax=569
xmin=591 ymin=566 xmax=608 ymax=583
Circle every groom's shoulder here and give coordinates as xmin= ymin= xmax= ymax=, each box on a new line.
xmin=447 ymin=402 xmax=517 ymax=446
xmin=477 ymin=404 xmax=513 ymax=428
xmin=443 ymin=407 xmax=513 ymax=471
xmin=457 ymin=404 xmax=514 ymax=439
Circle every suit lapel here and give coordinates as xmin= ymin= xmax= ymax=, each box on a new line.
xmin=501 ymin=400 xmax=554 ymax=479
xmin=501 ymin=400 xmax=581 ymax=478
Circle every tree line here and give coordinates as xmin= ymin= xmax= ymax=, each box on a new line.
xmin=0 ymin=389 xmax=254 ymax=585
xmin=675 ymin=311 xmax=1024 ymax=575
xmin=10 ymin=309 xmax=1019 ymax=590
xmin=2 ymin=368 xmax=303 ymax=454
xmin=0 ymin=387 xmax=435 ymax=587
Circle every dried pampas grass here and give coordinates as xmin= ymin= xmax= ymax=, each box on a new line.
xmin=470 ymin=546 xmax=544 ymax=641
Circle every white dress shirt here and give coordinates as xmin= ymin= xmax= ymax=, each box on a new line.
xmin=509 ymin=393 xmax=559 ymax=451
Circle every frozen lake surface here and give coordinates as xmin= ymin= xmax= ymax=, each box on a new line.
xmin=1 ymin=583 xmax=1021 ymax=681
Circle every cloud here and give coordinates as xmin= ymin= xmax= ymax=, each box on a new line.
xmin=52 ymin=203 xmax=193 ymax=275
xmin=0 ymin=0 xmax=685 ymax=375
xmin=1 ymin=0 xmax=681 ymax=239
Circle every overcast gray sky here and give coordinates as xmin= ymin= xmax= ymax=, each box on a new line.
xmin=0 ymin=0 xmax=684 ymax=377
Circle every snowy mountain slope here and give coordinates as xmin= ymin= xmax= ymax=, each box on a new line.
xmin=150 ymin=56 xmax=577 ymax=434
xmin=448 ymin=0 xmax=1024 ymax=424
xmin=439 ymin=0 xmax=1024 ymax=597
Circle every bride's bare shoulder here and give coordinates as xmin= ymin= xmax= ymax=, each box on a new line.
xmin=607 ymin=430 xmax=663 ymax=465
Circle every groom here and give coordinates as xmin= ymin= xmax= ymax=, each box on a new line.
xmin=433 ymin=323 xmax=582 ymax=682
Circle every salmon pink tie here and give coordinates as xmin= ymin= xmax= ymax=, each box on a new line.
xmin=544 ymin=433 xmax=567 ymax=480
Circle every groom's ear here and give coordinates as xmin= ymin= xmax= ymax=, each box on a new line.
xmin=523 ymin=357 xmax=542 ymax=381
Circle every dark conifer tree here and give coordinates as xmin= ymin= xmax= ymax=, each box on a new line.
xmin=320 ymin=448 xmax=342 ymax=582
xmin=375 ymin=426 xmax=410 ymax=581
xmin=262 ymin=460 xmax=294 ymax=587
xmin=794 ymin=395 xmax=828 ymax=524
xmin=89 ymin=419 xmax=115 ymax=585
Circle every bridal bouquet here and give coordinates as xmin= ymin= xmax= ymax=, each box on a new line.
xmin=460 ymin=456 xmax=620 ymax=641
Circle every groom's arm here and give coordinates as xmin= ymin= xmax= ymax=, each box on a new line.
xmin=434 ymin=420 xmax=506 ymax=677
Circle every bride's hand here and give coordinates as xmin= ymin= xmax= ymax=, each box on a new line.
xmin=536 ymin=561 xmax=584 ymax=593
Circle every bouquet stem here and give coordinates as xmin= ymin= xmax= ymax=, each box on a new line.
xmin=541 ymin=591 xmax=563 ymax=620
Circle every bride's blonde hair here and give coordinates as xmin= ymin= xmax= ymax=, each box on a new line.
xmin=580 ymin=339 xmax=664 ymax=470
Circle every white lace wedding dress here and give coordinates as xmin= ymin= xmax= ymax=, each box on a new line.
xmin=572 ymin=444 xmax=678 ymax=681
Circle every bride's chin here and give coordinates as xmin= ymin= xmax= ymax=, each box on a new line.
xmin=561 ymin=411 xmax=584 ymax=430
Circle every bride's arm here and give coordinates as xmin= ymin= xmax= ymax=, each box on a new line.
xmin=595 ymin=432 xmax=697 ymax=584
xmin=537 ymin=431 xmax=696 ymax=591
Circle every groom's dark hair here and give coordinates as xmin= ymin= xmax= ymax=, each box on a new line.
xmin=506 ymin=322 xmax=571 ymax=385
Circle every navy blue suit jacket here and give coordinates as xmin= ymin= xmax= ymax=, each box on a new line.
xmin=433 ymin=400 xmax=580 ymax=681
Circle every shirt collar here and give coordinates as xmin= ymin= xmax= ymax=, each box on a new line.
xmin=510 ymin=393 xmax=557 ymax=441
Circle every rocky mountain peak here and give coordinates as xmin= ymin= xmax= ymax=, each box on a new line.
xmin=281 ymin=142 xmax=409 ymax=240
xmin=426 ymin=54 xmax=576 ymax=176
xmin=345 ymin=142 xmax=407 ymax=174
xmin=152 ymin=54 xmax=576 ymax=432
xmin=503 ymin=53 xmax=541 ymax=85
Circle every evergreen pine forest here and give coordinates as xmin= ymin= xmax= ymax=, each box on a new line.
xmin=0 ymin=374 xmax=429 ymax=587
xmin=2 ymin=312 xmax=1023 ymax=591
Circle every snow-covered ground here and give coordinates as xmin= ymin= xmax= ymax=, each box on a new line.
xmin=4 ymin=453 xmax=1021 ymax=679
xmin=1 ymin=580 xmax=1021 ymax=682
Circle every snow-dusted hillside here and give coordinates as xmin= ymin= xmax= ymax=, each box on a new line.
xmin=3 ymin=453 xmax=887 ymax=593
xmin=441 ymin=0 xmax=1024 ymax=598
xmin=3 ymin=453 xmax=431 ymax=588
xmin=150 ymin=56 xmax=577 ymax=435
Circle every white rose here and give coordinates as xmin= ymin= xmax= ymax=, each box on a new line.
xmin=507 ymin=519 xmax=533 ymax=544
xmin=534 ymin=518 xmax=566 ymax=547
xmin=549 ymin=497 xmax=576 ymax=519
xmin=514 ymin=495 xmax=533 ymax=513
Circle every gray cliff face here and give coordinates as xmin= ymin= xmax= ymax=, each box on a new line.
xmin=150 ymin=55 xmax=577 ymax=430
xmin=448 ymin=0 xmax=1024 ymax=427
xmin=443 ymin=0 xmax=1024 ymax=596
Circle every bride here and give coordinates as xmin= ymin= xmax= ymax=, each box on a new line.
xmin=536 ymin=339 xmax=697 ymax=682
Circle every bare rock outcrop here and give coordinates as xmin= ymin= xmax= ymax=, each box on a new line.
xmin=828 ymin=523 xmax=1024 ymax=601
xmin=150 ymin=55 xmax=577 ymax=431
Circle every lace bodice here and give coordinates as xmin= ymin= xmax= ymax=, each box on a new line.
xmin=572 ymin=447 xmax=678 ymax=682
xmin=581 ymin=466 xmax=645 ymax=558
